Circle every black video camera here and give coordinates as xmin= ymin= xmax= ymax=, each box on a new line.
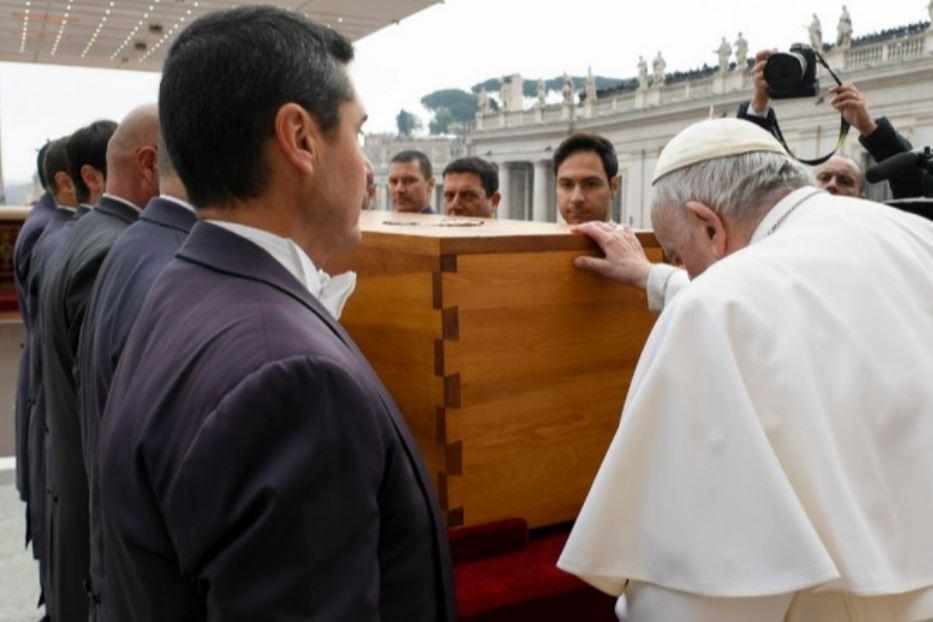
xmin=764 ymin=43 xmax=820 ymax=99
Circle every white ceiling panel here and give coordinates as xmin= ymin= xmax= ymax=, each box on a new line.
xmin=0 ymin=0 xmax=439 ymax=71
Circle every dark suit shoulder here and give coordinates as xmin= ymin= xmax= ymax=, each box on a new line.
xmin=103 ymin=299 xmax=394 ymax=620
xmin=101 ymin=248 xmax=450 ymax=622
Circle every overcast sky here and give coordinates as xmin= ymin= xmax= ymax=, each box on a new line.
xmin=1 ymin=0 xmax=926 ymax=186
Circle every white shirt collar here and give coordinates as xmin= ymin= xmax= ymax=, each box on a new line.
xmin=749 ymin=186 xmax=825 ymax=244
xmin=102 ymin=192 xmax=142 ymax=214
xmin=56 ymin=204 xmax=77 ymax=212
xmin=158 ymin=194 xmax=196 ymax=213
xmin=205 ymin=220 xmax=356 ymax=318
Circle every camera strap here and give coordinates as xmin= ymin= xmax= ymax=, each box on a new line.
xmin=766 ymin=52 xmax=850 ymax=166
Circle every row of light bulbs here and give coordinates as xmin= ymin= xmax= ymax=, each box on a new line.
xmin=17 ymin=0 xmax=200 ymax=64
xmin=20 ymin=1 xmax=355 ymax=64
xmin=50 ymin=0 xmax=75 ymax=56
xmin=139 ymin=3 xmax=196 ymax=63
xmin=19 ymin=0 xmax=32 ymax=53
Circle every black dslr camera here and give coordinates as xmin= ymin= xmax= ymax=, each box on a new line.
xmin=764 ymin=43 xmax=819 ymax=99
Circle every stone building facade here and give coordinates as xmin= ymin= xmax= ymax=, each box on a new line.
xmin=362 ymin=134 xmax=464 ymax=212
xmin=463 ymin=18 xmax=933 ymax=225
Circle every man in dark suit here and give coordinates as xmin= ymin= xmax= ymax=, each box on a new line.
xmin=14 ymin=142 xmax=56 ymax=506
xmin=23 ymin=126 xmax=112 ymax=617
xmin=13 ymin=138 xmax=75 ymax=620
xmin=738 ymin=49 xmax=925 ymax=199
xmin=40 ymin=105 xmax=159 ymax=621
xmin=98 ymin=7 xmax=455 ymax=621
xmin=77 ymin=143 xmax=195 ymax=618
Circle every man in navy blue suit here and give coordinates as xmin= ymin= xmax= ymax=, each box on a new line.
xmin=40 ymin=105 xmax=159 ymax=621
xmin=78 ymin=144 xmax=195 ymax=618
xmin=98 ymin=7 xmax=455 ymax=621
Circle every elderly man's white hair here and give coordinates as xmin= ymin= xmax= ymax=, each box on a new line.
xmin=651 ymin=151 xmax=813 ymax=227
xmin=649 ymin=118 xmax=813 ymax=227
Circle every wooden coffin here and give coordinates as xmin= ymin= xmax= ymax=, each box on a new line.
xmin=325 ymin=212 xmax=663 ymax=529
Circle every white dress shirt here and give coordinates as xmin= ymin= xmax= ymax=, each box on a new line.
xmin=205 ymin=220 xmax=356 ymax=319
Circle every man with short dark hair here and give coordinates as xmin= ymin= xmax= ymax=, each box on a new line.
xmin=13 ymin=142 xmax=56 ymax=505
xmin=442 ymin=156 xmax=500 ymax=218
xmin=41 ymin=104 xmax=159 ymax=621
xmin=22 ymin=127 xmax=113 ymax=613
xmin=42 ymin=139 xmax=79 ymax=209
xmin=66 ymin=120 xmax=116 ymax=209
xmin=553 ymin=132 xmax=620 ymax=224
xmin=98 ymin=7 xmax=455 ymax=621
xmin=12 ymin=140 xmax=59 ymax=620
xmin=389 ymin=149 xmax=436 ymax=213
xmin=16 ymin=136 xmax=77 ymax=522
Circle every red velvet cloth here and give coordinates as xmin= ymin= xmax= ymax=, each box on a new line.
xmin=453 ymin=527 xmax=617 ymax=622
xmin=449 ymin=518 xmax=529 ymax=565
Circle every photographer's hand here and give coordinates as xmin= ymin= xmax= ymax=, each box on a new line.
xmin=830 ymin=83 xmax=878 ymax=136
xmin=751 ymin=49 xmax=777 ymax=113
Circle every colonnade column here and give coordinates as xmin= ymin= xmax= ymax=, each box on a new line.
xmin=381 ymin=185 xmax=391 ymax=211
xmin=532 ymin=160 xmax=549 ymax=222
xmin=497 ymin=162 xmax=511 ymax=219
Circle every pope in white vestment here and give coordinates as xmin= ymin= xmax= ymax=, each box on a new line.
xmin=559 ymin=118 xmax=933 ymax=622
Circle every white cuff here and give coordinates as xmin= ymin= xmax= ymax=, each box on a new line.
xmin=646 ymin=264 xmax=688 ymax=312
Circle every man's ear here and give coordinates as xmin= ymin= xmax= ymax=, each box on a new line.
xmin=81 ymin=164 xmax=104 ymax=193
xmin=426 ymin=175 xmax=436 ymax=191
xmin=490 ymin=191 xmax=501 ymax=208
xmin=610 ymin=174 xmax=621 ymax=195
xmin=54 ymin=171 xmax=74 ymax=194
xmin=684 ymin=200 xmax=728 ymax=259
xmin=138 ymin=145 xmax=158 ymax=185
xmin=273 ymin=103 xmax=318 ymax=177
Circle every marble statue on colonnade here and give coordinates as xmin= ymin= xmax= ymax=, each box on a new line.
xmin=715 ymin=36 xmax=732 ymax=74
xmin=562 ymin=73 xmax=574 ymax=105
xmin=809 ymin=13 xmax=823 ymax=49
xmin=735 ymin=32 xmax=748 ymax=71
xmin=478 ymin=88 xmax=490 ymax=115
xmin=837 ymin=5 xmax=853 ymax=48
xmin=500 ymin=76 xmax=511 ymax=112
xmin=536 ymin=79 xmax=547 ymax=107
xmin=652 ymin=52 xmax=666 ymax=86
xmin=637 ymin=55 xmax=648 ymax=89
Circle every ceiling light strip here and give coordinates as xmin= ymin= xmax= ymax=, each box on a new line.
xmin=50 ymin=0 xmax=74 ymax=56
xmin=138 ymin=0 xmax=198 ymax=64
xmin=82 ymin=0 xmax=116 ymax=58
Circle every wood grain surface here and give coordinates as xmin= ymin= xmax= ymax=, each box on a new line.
xmin=330 ymin=216 xmax=663 ymax=527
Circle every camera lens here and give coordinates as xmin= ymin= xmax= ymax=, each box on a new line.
xmin=764 ymin=52 xmax=807 ymax=90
